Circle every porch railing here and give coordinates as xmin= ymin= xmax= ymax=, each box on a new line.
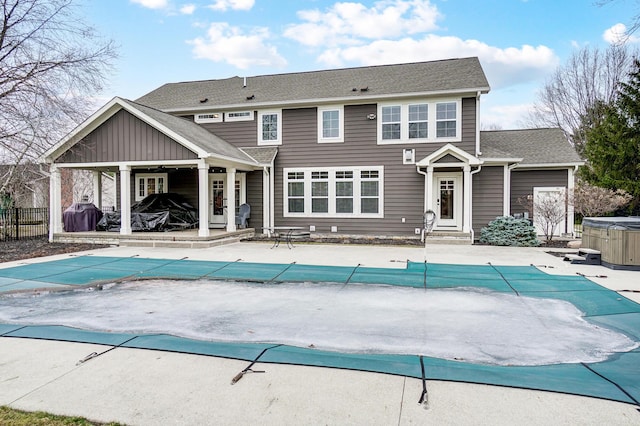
xmin=0 ymin=207 xmax=49 ymax=241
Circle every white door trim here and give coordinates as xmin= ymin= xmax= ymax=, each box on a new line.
xmin=433 ymin=172 xmax=463 ymax=231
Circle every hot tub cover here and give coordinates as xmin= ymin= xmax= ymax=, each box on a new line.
xmin=96 ymin=193 xmax=198 ymax=232
xmin=582 ymin=216 xmax=640 ymax=230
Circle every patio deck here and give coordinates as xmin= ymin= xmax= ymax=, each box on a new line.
xmin=52 ymin=228 xmax=255 ymax=248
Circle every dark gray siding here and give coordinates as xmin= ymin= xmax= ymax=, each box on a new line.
xmin=188 ymin=97 xmax=479 ymax=236
xmin=246 ymin=171 xmax=263 ymax=229
xmin=271 ymin=105 xmax=425 ymax=236
xmin=510 ymin=169 xmax=568 ymax=215
xmin=460 ymin=97 xmax=477 ymax=154
xmin=197 ymin=117 xmax=257 ymax=146
xmin=472 ymin=166 xmax=504 ymax=232
xmin=57 ymin=110 xmax=198 ymax=163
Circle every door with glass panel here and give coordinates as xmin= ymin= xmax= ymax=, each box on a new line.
xmin=432 ymin=173 xmax=462 ymax=230
xmin=209 ymin=173 xmax=246 ymax=228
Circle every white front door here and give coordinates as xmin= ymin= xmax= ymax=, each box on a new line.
xmin=433 ymin=173 xmax=462 ymax=231
xmin=209 ymin=173 xmax=246 ymax=228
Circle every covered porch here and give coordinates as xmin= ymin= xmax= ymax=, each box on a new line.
xmin=41 ymin=97 xmax=275 ymax=243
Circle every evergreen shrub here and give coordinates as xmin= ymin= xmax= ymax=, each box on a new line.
xmin=479 ymin=216 xmax=540 ymax=247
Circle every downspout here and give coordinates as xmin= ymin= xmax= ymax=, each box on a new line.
xmin=469 ymin=165 xmax=482 ymax=242
xmin=263 ymin=165 xmax=270 ymax=233
xmin=416 ymin=165 xmax=428 ymax=212
xmin=475 ymin=91 xmax=482 ymax=157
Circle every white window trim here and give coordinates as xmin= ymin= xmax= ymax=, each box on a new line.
xmin=377 ymin=99 xmax=462 ymax=145
xmin=317 ymin=105 xmax=344 ymax=143
xmin=258 ymin=109 xmax=282 ymax=146
xmin=135 ymin=173 xmax=168 ymax=201
xmin=195 ymin=112 xmax=223 ymax=123
xmin=283 ymin=166 xmax=384 ymax=218
xmin=225 ymin=111 xmax=254 ymax=122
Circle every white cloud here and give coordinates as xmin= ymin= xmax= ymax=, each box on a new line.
xmin=481 ymin=102 xmax=535 ymax=130
xmin=130 ymin=0 xmax=169 ymax=9
xmin=284 ymin=0 xmax=440 ymax=47
xmin=315 ymin=35 xmax=558 ymax=89
xmin=188 ymin=22 xmax=287 ymax=69
xmin=180 ymin=4 xmax=196 ymax=14
xmin=208 ymin=0 xmax=255 ymax=11
xmin=603 ymin=23 xmax=639 ymax=45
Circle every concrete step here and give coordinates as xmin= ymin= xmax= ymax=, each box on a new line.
xmin=424 ymin=232 xmax=472 ymax=245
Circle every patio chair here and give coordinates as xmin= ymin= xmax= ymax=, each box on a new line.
xmin=236 ymin=203 xmax=250 ymax=228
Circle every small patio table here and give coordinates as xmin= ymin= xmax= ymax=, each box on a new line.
xmin=263 ymin=226 xmax=306 ymax=249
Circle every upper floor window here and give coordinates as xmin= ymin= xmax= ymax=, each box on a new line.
xmin=409 ymin=104 xmax=428 ymax=139
xmin=381 ymin=105 xmax=401 ymax=140
xmin=378 ymin=99 xmax=461 ymax=144
xmin=135 ymin=173 xmax=167 ymax=201
xmin=318 ymin=106 xmax=344 ymax=143
xmin=436 ymin=102 xmax=457 ymax=137
xmin=258 ymin=110 xmax=282 ymax=145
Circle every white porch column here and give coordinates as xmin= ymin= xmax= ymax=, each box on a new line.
xmin=503 ymin=165 xmax=511 ymax=216
xmin=93 ymin=171 xmax=102 ymax=209
xmin=226 ymin=167 xmax=237 ymax=232
xmin=49 ymin=165 xmax=62 ymax=242
xmin=198 ymin=163 xmax=210 ymax=237
xmin=425 ymin=166 xmax=434 ymax=212
xmin=119 ymin=165 xmax=132 ymax=235
xmin=567 ymin=167 xmax=576 ymax=236
xmin=463 ymin=165 xmax=472 ymax=233
xmin=262 ymin=167 xmax=270 ymax=233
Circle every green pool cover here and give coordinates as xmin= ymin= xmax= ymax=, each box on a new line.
xmin=0 ymin=256 xmax=638 ymax=405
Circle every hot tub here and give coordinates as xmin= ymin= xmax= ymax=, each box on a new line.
xmin=582 ymin=217 xmax=640 ymax=270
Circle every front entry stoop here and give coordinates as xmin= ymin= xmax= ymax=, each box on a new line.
xmin=424 ymin=231 xmax=472 ymax=245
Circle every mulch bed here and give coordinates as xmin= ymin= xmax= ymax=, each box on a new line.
xmin=0 ymin=238 xmax=109 ymax=264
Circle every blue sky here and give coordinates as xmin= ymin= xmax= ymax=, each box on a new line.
xmin=84 ymin=0 xmax=636 ymax=129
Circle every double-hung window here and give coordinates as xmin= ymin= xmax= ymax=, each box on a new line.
xmin=287 ymin=172 xmax=305 ymax=213
xmin=436 ymin=102 xmax=457 ymax=137
xmin=318 ymin=106 xmax=344 ymax=143
xmin=360 ymin=170 xmax=380 ymax=214
xmin=284 ymin=167 xmax=383 ymax=217
xmin=381 ymin=105 xmax=401 ymax=140
xmin=335 ymin=171 xmax=354 ymax=213
xmin=135 ymin=173 xmax=167 ymax=201
xmin=258 ymin=110 xmax=282 ymax=145
xmin=378 ymin=99 xmax=460 ymax=144
xmin=408 ymin=104 xmax=428 ymax=139
xmin=311 ymin=171 xmax=329 ymax=213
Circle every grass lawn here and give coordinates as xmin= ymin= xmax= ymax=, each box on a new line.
xmin=0 ymin=406 xmax=124 ymax=425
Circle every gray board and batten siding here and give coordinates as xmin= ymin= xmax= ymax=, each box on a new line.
xmin=56 ymin=110 xmax=198 ymax=164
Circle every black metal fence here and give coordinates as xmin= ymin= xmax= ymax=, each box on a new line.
xmin=0 ymin=208 xmax=49 ymax=241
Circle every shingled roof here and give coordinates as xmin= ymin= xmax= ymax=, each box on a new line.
xmin=480 ymin=128 xmax=583 ymax=166
xmin=136 ymin=57 xmax=490 ymax=112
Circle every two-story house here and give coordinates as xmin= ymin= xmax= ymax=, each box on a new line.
xmin=42 ymin=57 xmax=582 ymax=243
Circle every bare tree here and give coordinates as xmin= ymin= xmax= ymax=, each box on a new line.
xmin=573 ymin=179 xmax=632 ymax=217
xmin=0 ymin=0 xmax=117 ymax=199
xmin=597 ymin=1 xmax=640 ymax=41
xmin=524 ymin=44 xmax=636 ymax=155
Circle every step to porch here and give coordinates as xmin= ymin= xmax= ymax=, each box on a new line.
xmin=53 ymin=229 xmax=255 ymax=249
xmin=424 ymin=231 xmax=472 ymax=245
